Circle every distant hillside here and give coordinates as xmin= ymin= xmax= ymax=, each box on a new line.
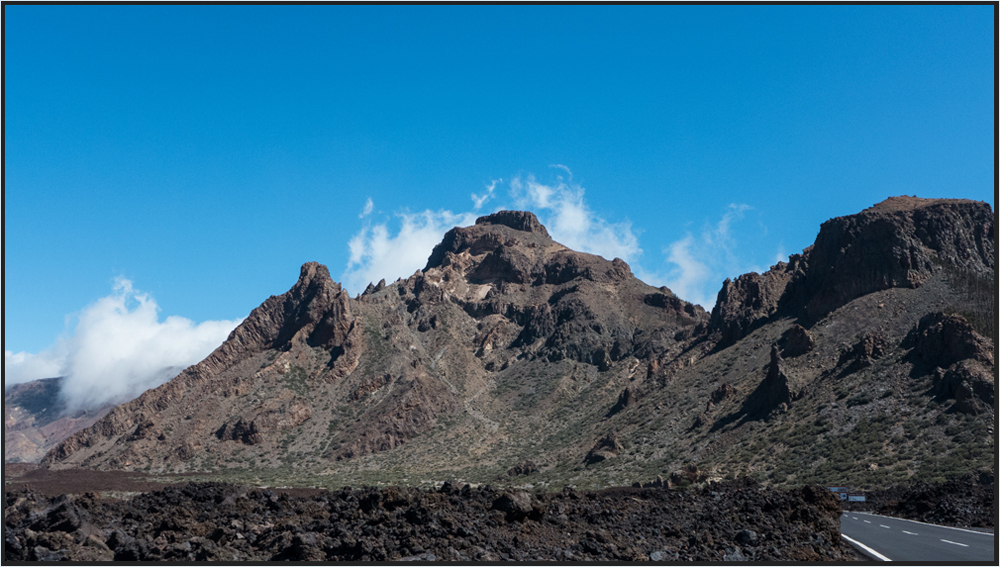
xmin=4 ymin=378 xmax=113 ymax=463
xmin=41 ymin=198 xmax=995 ymax=491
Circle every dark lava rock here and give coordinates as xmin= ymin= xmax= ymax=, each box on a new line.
xmin=3 ymin=479 xmax=858 ymax=562
xmin=584 ymin=434 xmax=624 ymax=465
xmin=904 ymin=312 xmax=994 ymax=370
xmin=780 ymin=324 xmax=815 ymax=357
xmin=838 ymin=331 xmax=890 ymax=374
xmin=506 ymin=460 xmax=538 ymax=478
xmin=606 ymin=387 xmax=634 ymax=417
xmin=847 ymin=472 xmax=995 ymax=528
xmin=735 ymin=529 xmax=757 ymax=544
xmin=740 ymin=345 xmax=792 ymax=420
xmin=933 ymin=361 xmax=995 ymax=415
xmin=902 ymin=312 xmax=995 ymax=414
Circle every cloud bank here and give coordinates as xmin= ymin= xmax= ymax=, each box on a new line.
xmin=341 ymin=169 xmax=642 ymax=294
xmin=4 ymin=278 xmax=242 ymax=413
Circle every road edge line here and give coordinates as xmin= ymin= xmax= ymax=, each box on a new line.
xmin=841 ymin=534 xmax=892 ymax=561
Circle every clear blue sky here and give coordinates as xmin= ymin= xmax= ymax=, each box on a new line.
xmin=5 ymin=4 xmax=995 ymax=356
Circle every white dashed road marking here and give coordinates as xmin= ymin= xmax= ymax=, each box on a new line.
xmin=880 ymin=524 xmax=891 ymax=529
xmin=864 ymin=520 xmax=871 ymax=524
xmin=940 ymin=539 xmax=969 ymax=547
xmin=852 ymin=517 xmax=858 ymax=520
xmin=902 ymin=531 xmax=918 ymax=536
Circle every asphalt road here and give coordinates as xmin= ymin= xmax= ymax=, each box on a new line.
xmin=841 ymin=511 xmax=994 ymax=562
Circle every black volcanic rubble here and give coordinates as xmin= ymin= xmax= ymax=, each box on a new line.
xmin=4 ymin=479 xmax=857 ymax=562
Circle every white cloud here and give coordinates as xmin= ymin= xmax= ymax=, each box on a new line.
xmin=359 ymin=197 xmax=374 ymax=218
xmin=3 ymin=278 xmax=242 ymax=413
xmin=511 ymin=172 xmax=641 ymax=262
xmin=650 ymin=203 xmax=764 ymax=309
xmin=471 ymin=179 xmax=499 ymax=211
xmin=661 ymin=236 xmax=715 ymax=308
xmin=342 ymin=207 xmax=479 ymax=294
xmin=4 ymin=349 xmax=66 ymax=386
xmin=773 ymin=245 xmax=788 ymax=265
xmin=340 ymin=171 xmax=643 ymax=295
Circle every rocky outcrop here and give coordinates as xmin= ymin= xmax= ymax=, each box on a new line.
xmin=584 ymin=434 xmax=624 ymax=465
xmin=606 ymin=387 xmax=634 ymax=417
xmin=904 ymin=312 xmax=994 ymax=369
xmin=708 ymin=383 xmax=737 ymax=408
xmin=506 ymin=460 xmax=539 ymax=477
xmin=42 ymin=263 xmax=352 ymax=466
xmin=933 ymin=361 xmax=994 ymax=415
xmin=415 ymin=209 xmax=706 ymax=370
xmin=709 ymin=254 xmax=807 ymax=349
xmin=740 ymin=345 xmax=792 ymax=420
xmin=902 ymin=312 xmax=995 ymax=415
xmin=710 ymin=197 xmax=994 ymax=349
xmin=780 ymin=324 xmax=815 ymax=358
xmin=216 ymin=419 xmax=263 ymax=445
xmin=838 ymin=332 xmax=890 ymax=374
xmin=799 ymin=197 xmax=994 ymax=321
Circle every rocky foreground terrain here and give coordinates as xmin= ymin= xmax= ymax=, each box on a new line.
xmin=4 ymin=478 xmax=858 ymax=562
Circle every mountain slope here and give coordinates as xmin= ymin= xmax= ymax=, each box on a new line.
xmin=4 ymin=378 xmax=114 ymax=463
xmin=41 ymin=199 xmax=995 ymax=491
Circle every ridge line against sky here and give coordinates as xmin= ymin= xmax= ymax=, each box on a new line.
xmin=4 ymin=4 xmax=994 ymax=409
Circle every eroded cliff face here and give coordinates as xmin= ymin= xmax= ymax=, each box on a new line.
xmin=709 ymin=197 xmax=994 ymax=348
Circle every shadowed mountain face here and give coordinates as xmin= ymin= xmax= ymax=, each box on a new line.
xmin=39 ymin=198 xmax=995 ymax=491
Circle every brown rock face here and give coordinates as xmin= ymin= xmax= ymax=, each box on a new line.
xmin=740 ymin=345 xmax=792 ymax=420
xmin=838 ymin=332 xmax=891 ymax=374
xmin=904 ymin=312 xmax=994 ymax=369
xmin=935 ymin=361 xmax=994 ymax=415
xmin=709 ymin=197 xmax=994 ymax=349
xmin=903 ymin=312 xmax=995 ymax=414
xmin=780 ymin=324 xmax=815 ymax=358
xmin=799 ymin=197 xmax=994 ymax=320
xmin=584 ymin=434 xmax=624 ymax=465
xmin=710 ymin=254 xmax=807 ymax=349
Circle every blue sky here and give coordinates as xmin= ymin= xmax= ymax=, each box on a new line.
xmin=4 ymin=5 xmax=995 ymax=397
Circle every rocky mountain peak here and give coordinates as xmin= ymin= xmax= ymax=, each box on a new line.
xmin=423 ymin=210 xmax=557 ymax=272
xmin=474 ymin=210 xmax=550 ymax=237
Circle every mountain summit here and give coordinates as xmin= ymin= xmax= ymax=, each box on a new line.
xmin=41 ymin=199 xmax=994 ymax=491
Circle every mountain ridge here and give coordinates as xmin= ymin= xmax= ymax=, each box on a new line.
xmin=33 ymin=197 xmax=996 ymax=492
